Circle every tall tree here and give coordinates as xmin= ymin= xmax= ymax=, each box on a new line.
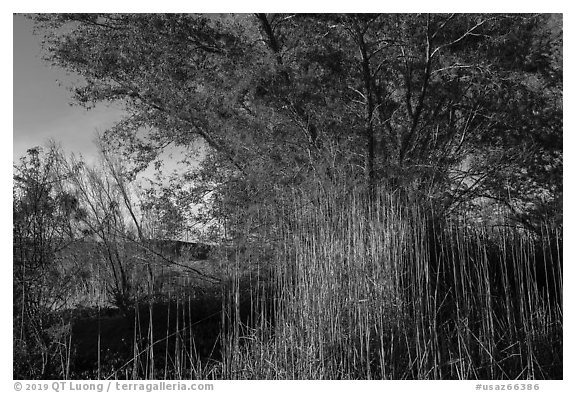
xmin=32 ymin=13 xmax=562 ymax=234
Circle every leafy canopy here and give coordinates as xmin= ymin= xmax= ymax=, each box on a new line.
xmin=32 ymin=13 xmax=562 ymax=235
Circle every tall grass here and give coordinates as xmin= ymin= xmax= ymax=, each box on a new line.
xmin=15 ymin=186 xmax=561 ymax=380
xmin=96 ymin=290 xmax=223 ymax=380
xmin=221 ymin=188 xmax=562 ymax=379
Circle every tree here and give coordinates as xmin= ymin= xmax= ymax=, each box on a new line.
xmin=13 ymin=146 xmax=88 ymax=378
xmin=31 ymin=13 xmax=562 ymax=235
xmin=255 ymin=14 xmax=562 ymax=224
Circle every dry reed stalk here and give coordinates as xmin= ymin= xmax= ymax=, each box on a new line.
xmin=221 ymin=186 xmax=562 ymax=379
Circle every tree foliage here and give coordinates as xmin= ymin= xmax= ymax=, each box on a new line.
xmin=32 ymin=13 xmax=562 ymax=235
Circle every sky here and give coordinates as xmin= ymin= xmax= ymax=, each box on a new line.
xmin=11 ymin=13 xmax=201 ymax=182
xmin=13 ymin=14 xmax=126 ymax=163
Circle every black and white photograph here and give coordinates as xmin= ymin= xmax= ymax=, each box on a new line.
xmin=11 ymin=8 xmax=564 ymax=383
